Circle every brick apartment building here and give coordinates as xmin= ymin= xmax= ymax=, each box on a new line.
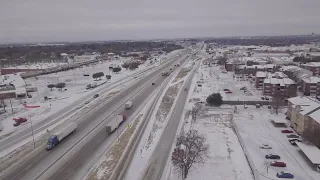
xmin=301 ymin=62 xmax=320 ymax=76
xmin=255 ymin=71 xmax=297 ymax=97
xmin=234 ymin=64 xmax=276 ymax=75
xmin=301 ymin=76 xmax=320 ymax=96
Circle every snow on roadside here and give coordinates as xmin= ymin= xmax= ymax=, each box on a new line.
xmin=86 ymin=114 xmax=142 ymax=180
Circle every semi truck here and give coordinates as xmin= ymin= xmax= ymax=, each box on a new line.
xmin=106 ymin=114 xmax=126 ymax=134
xmin=125 ymin=101 xmax=133 ymax=109
xmin=46 ymin=122 xmax=78 ymax=151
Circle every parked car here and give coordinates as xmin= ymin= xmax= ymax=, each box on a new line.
xmin=261 ymin=97 xmax=265 ymax=100
xmin=244 ymin=104 xmax=248 ymax=109
xmin=281 ymin=129 xmax=293 ymax=133
xmin=240 ymin=87 xmax=247 ymax=90
xmin=93 ymin=94 xmax=99 ymax=98
xmin=152 ymin=82 xmax=155 ymax=85
xmin=270 ymin=161 xmax=286 ymax=167
xmin=85 ymin=101 xmax=90 ymax=104
xmin=287 ymin=134 xmax=300 ymax=138
xmin=223 ymin=89 xmax=230 ymax=91
xmin=265 ymin=97 xmax=270 ymax=100
xmin=260 ymin=144 xmax=272 ymax=149
xmin=226 ymin=91 xmax=232 ymax=94
xmin=265 ymin=154 xmax=280 ymax=159
xmin=276 ymin=171 xmax=294 ymax=178
xmin=13 ymin=117 xmax=28 ymax=127
xmin=288 ymin=138 xmax=302 ymax=145
xmin=184 ymin=88 xmax=188 ymax=91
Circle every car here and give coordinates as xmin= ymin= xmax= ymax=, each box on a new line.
xmin=244 ymin=104 xmax=248 ymax=109
xmin=265 ymin=154 xmax=280 ymax=159
xmin=270 ymin=161 xmax=286 ymax=167
xmin=240 ymin=87 xmax=247 ymax=90
xmin=223 ymin=89 xmax=230 ymax=91
xmin=265 ymin=97 xmax=270 ymax=100
xmin=288 ymin=138 xmax=302 ymax=145
xmin=184 ymin=88 xmax=188 ymax=91
xmin=85 ymin=101 xmax=90 ymax=104
xmin=152 ymin=82 xmax=155 ymax=85
xmin=93 ymin=94 xmax=99 ymax=98
xmin=281 ymin=129 xmax=293 ymax=133
xmin=225 ymin=91 xmax=232 ymax=94
xmin=276 ymin=171 xmax=294 ymax=178
xmin=260 ymin=144 xmax=272 ymax=149
xmin=287 ymin=134 xmax=300 ymax=138
xmin=261 ymin=97 xmax=265 ymax=100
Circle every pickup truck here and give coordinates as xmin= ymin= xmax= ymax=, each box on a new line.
xmin=46 ymin=123 xmax=78 ymax=151
xmin=106 ymin=114 xmax=126 ymax=134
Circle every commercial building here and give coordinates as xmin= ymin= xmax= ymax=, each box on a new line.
xmin=301 ymin=62 xmax=320 ymax=76
xmin=301 ymin=77 xmax=320 ymax=96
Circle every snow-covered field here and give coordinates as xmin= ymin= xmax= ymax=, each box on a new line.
xmin=233 ymin=106 xmax=320 ymax=180
xmin=196 ymin=64 xmax=263 ymax=101
xmin=167 ymin=108 xmax=254 ymax=180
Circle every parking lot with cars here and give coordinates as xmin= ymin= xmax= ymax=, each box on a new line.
xmin=233 ymin=106 xmax=320 ymax=180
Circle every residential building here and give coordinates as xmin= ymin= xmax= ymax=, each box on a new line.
xmin=255 ymin=71 xmax=267 ymax=89
xmin=301 ymin=77 xmax=320 ymax=96
xmin=287 ymin=96 xmax=320 ymax=147
xmin=287 ymin=96 xmax=320 ymax=134
xmin=301 ymin=62 xmax=320 ymax=76
xmin=263 ymin=77 xmax=297 ymax=97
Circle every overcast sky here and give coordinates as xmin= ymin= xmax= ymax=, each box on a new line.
xmin=1 ymin=0 xmax=320 ymax=44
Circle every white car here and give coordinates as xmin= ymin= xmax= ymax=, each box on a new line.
xmin=260 ymin=144 xmax=272 ymax=149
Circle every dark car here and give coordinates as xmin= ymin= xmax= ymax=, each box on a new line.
xmin=270 ymin=161 xmax=286 ymax=167
xmin=281 ymin=129 xmax=293 ymax=133
xmin=152 ymin=82 xmax=155 ymax=85
xmin=289 ymin=138 xmax=302 ymax=145
xmin=276 ymin=171 xmax=294 ymax=178
xmin=265 ymin=154 xmax=280 ymax=159
xmin=93 ymin=94 xmax=99 ymax=98
xmin=223 ymin=89 xmax=230 ymax=91
xmin=287 ymin=134 xmax=300 ymax=138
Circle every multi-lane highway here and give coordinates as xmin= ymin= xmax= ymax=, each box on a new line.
xmin=0 ymin=49 xmax=192 ymax=180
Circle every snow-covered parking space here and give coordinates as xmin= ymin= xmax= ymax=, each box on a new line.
xmin=233 ymin=107 xmax=320 ymax=180
xmin=196 ymin=64 xmax=263 ymax=101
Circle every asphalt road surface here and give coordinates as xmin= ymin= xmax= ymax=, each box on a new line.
xmin=141 ymin=61 xmax=200 ymax=180
xmin=1 ymin=51 xmax=190 ymax=180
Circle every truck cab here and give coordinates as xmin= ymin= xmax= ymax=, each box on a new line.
xmin=46 ymin=136 xmax=59 ymax=151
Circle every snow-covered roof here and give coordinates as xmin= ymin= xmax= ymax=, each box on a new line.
xmin=256 ymin=71 xmax=267 ymax=78
xmin=302 ymin=76 xmax=320 ymax=84
xmin=308 ymin=109 xmax=320 ymax=124
xmin=0 ymin=73 xmax=26 ymax=94
xmin=302 ymin=62 xmax=320 ymax=67
xmin=288 ymin=96 xmax=320 ymax=106
xmin=295 ymin=142 xmax=320 ymax=164
xmin=264 ymin=77 xmax=295 ymax=85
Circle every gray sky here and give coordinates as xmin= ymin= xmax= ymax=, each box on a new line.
xmin=1 ymin=0 xmax=320 ymax=43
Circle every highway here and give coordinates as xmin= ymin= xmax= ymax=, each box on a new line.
xmin=140 ymin=61 xmax=200 ymax=180
xmin=0 ymin=49 xmax=191 ymax=180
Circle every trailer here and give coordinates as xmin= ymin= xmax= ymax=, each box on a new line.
xmin=46 ymin=122 xmax=78 ymax=151
xmin=125 ymin=101 xmax=133 ymax=109
xmin=106 ymin=114 xmax=126 ymax=134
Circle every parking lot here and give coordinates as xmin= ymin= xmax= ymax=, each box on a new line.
xmin=233 ymin=106 xmax=320 ymax=180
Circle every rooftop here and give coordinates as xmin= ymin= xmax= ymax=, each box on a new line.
xmin=302 ymin=76 xmax=320 ymax=84
xmin=296 ymin=142 xmax=320 ymax=165
xmin=302 ymin=62 xmax=320 ymax=67
xmin=0 ymin=73 xmax=26 ymax=94
xmin=256 ymin=71 xmax=267 ymax=78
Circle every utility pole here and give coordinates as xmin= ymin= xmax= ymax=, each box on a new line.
xmin=29 ymin=116 xmax=36 ymax=148
xmin=9 ymin=98 xmax=13 ymax=114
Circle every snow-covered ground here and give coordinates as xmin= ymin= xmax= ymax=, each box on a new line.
xmin=2 ymin=62 xmax=67 ymax=70
xmin=166 ymin=108 xmax=253 ymax=180
xmin=196 ymin=64 xmax=263 ymax=101
xmin=233 ymin=106 xmax=320 ymax=180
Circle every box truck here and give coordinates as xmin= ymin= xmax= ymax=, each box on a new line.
xmin=106 ymin=114 xmax=126 ymax=134
xmin=46 ymin=122 xmax=78 ymax=151
xmin=125 ymin=101 xmax=133 ymax=109
xmin=0 ymin=121 xmax=4 ymax=131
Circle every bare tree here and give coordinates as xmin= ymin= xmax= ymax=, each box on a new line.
xmin=191 ymin=104 xmax=202 ymax=121
xmin=171 ymin=130 xmax=209 ymax=179
xmin=271 ymin=92 xmax=283 ymax=115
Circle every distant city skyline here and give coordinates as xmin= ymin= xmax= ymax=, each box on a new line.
xmin=1 ymin=0 xmax=320 ymax=44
